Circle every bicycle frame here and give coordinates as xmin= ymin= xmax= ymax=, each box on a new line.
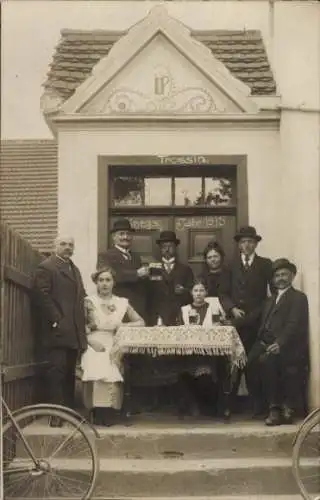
xmin=2 ymin=397 xmax=43 ymax=475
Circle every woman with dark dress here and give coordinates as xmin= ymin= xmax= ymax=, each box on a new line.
xmin=198 ymin=241 xmax=227 ymax=298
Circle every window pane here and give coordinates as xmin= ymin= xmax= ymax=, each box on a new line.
xmin=175 ymin=178 xmax=202 ymax=206
xmin=145 ymin=178 xmax=171 ymax=206
xmin=113 ymin=177 xmax=143 ymax=206
xmin=204 ymin=178 xmax=233 ymax=206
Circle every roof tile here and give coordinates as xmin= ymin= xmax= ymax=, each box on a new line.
xmin=43 ymin=29 xmax=276 ymax=100
xmin=0 ymin=140 xmax=58 ymax=254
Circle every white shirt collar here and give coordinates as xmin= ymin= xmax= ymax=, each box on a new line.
xmin=115 ymin=245 xmax=131 ymax=255
xmin=162 ymin=257 xmax=175 ymax=264
xmin=241 ymin=253 xmax=255 ymax=266
xmin=55 ymin=254 xmax=71 ymax=264
xmin=276 ymin=286 xmax=291 ymax=303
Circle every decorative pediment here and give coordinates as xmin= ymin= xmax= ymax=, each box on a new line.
xmin=60 ymin=6 xmax=259 ymax=117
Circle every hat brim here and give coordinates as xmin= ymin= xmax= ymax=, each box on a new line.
xmin=156 ymin=238 xmax=180 ymax=245
xmin=272 ymin=263 xmax=297 ymax=276
xmin=234 ymin=234 xmax=262 ymax=242
xmin=110 ymin=227 xmax=135 ymax=234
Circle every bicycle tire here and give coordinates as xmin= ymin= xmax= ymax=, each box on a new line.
xmin=292 ymin=410 xmax=320 ymax=500
xmin=2 ymin=406 xmax=99 ymax=500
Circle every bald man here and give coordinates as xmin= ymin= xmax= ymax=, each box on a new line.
xmin=33 ymin=237 xmax=87 ymax=426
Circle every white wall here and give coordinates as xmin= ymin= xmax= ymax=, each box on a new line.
xmin=58 ymin=124 xmax=280 ymax=290
xmin=274 ymin=2 xmax=320 ymax=407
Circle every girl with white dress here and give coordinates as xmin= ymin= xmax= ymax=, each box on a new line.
xmin=81 ymin=266 xmax=144 ymax=426
xmin=177 ymin=279 xmax=227 ymax=417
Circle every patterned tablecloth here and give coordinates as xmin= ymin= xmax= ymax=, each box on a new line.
xmin=111 ymin=325 xmax=246 ymax=369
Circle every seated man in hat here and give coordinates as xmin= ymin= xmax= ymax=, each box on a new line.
xmin=247 ymin=258 xmax=309 ymax=425
xmin=97 ymin=218 xmax=149 ymax=322
xmin=148 ymin=230 xmax=194 ymax=326
xmin=219 ymin=226 xmax=273 ymax=413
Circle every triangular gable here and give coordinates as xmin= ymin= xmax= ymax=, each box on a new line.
xmin=61 ymin=6 xmax=259 ymax=116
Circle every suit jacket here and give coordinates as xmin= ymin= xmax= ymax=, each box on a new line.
xmin=257 ymin=287 xmax=309 ymax=364
xmin=148 ymin=261 xmax=194 ymax=326
xmin=97 ymin=247 xmax=147 ymax=320
xmin=219 ymin=254 xmax=273 ymax=341
xmin=32 ymin=255 xmax=87 ymax=350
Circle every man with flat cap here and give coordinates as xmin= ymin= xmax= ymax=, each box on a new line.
xmin=97 ymin=219 xmax=149 ymax=321
xmin=247 ymin=258 xmax=309 ymax=425
xmin=149 ymin=230 xmax=194 ymax=326
xmin=219 ymin=226 xmax=273 ymax=412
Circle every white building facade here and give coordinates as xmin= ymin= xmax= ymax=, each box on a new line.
xmin=40 ymin=1 xmax=320 ymax=407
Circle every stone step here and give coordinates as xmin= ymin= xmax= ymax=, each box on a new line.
xmin=7 ymin=496 xmax=304 ymax=500
xmin=19 ymin=421 xmax=301 ymax=459
xmin=8 ymin=457 xmax=318 ymax=497
xmin=90 ymin=457 xmax=319 ymax=497
xmin=93 ymin=497 xmax=304 ymax=500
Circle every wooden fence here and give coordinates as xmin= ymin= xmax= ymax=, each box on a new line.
xmin=0 ymin=223 xmax=45 ymax=412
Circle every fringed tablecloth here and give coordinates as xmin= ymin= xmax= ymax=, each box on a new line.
xmin=111 ymin=325 xmax=246 ymax=369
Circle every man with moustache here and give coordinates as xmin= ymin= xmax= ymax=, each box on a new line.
xmin=33 ymin=236 xmax=87 ymax=426
xmin=219 ymin=226 xmax=273 ymax=413
xmin=148 ymin=230 xmax=194 ymax=326
xmin=247 ymin=259 xmax=309 ymax=425
xmin=147 ymin=230 xmax=194 ymax=414
xmin=97 ymin=219 xmax=149 ymax=321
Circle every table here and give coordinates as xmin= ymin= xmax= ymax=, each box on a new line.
xmin=111 ymin=324 xmax=246 ymax=417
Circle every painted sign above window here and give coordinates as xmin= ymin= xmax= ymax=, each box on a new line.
xmin=158 ymin=155 xmax=210 ymax=165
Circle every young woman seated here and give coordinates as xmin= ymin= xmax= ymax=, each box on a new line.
xmin=81 ymin=266 xmax=145 ymax=426
xmin=176 ymin=279 xmax=227 ymax=418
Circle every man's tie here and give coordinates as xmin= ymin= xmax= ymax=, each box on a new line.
xmin=244 ymin=255 xmax=250 ymax=271
xmin=122 ymin=250 xmax=131 ymax=261
xmin=163 ymin=259 xmax=174 ymax=273
xmin=165 ymin=263 xmax=173 ymax=273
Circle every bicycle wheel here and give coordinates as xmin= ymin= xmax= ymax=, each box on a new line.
xmin=292 ymin=411 xmax=320 ymax=500
xmin=2 ymin=407 xmax=99 ymax=499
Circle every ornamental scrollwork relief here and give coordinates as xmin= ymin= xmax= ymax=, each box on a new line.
xmin=102 ymin=86 xmax=225 ymax=114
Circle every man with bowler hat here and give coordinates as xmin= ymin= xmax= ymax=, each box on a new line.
xmin=148 ymin=230 xmax=194 ymax=326
xmin=219 ymin=226 xmax=273 ymax=412
xmin=97 ymin=219 xmax=149 ymax=321
xmin=247 ymin=258 xmax=309 ymax=425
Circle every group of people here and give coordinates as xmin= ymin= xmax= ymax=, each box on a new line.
xmin=32 ymin=218 xmax=309 ymax=428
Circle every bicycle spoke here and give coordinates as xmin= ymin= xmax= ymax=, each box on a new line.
xmin=3 ymin=408 xmax=97 ymax=499
xmin=50 ymin=470 xmax=92 ymax=496
xmin=48 ymin=423 xmax=84 ymax=460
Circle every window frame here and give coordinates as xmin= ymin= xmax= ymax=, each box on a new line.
xmin=109 ymin=164 xmax=237 ymax=213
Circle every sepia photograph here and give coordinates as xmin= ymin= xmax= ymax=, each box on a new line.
xmin=1 ymin=1 xmax=320 ymax=499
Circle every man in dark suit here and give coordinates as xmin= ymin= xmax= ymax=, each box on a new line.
xmin=33 ymin=236 xmax=87 ymax=426
xmin=148 ymin=230 xmax=194 ymax=326
xmin=219 ymin=226 xmax=273 ymax=411
xmin=247 ymin=258 xmax=309 ymax=425
xmin=97 ymin=219 xmax=149 ymax=321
